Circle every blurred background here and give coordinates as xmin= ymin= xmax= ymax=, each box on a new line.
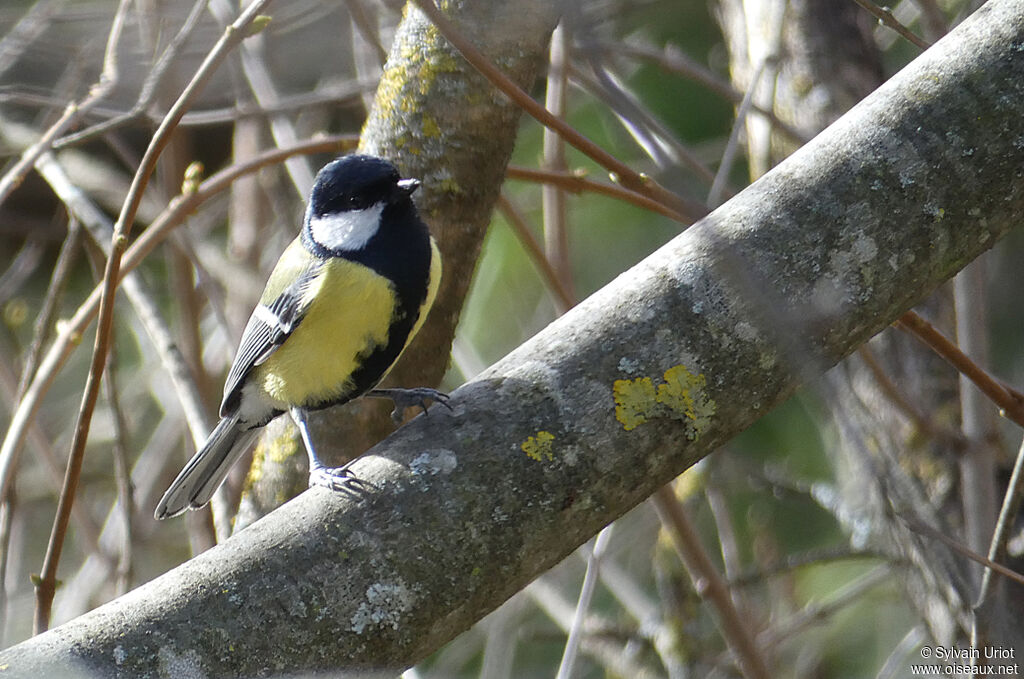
xmin=1 ymin=0 xmax=1023 ymax=676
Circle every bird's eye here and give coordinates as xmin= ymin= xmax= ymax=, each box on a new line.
xmin=347 ymin=195 xmax=369 ymax=210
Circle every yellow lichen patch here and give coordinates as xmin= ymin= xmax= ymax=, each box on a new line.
xmin=521 ymin=430 xmax=555 ymax=462
xmin=421 ymin=113 xmax=442 ymax=138
xmin=613 ymin=364 xmax=716 ymax=438
xmin=656 ymin=365 xmax=705 ymax=421
xmin=438 ymin=177 xmax=463 ymax=195
xmin=243 ymin=422 xmax=299 ymax=491
xmin=613 ymin=377 xmax=657 ymax=431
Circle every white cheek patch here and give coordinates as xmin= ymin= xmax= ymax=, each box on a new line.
xmin=308 ymin=203 xmax=384 ymax=251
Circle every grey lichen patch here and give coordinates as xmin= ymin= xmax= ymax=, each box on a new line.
xmin=350 ymin=581 xmax=417 ymax=634
xmin=409 ymin=449 xmax=458 ymax=477
xmin=157 ymin=646 xmax=205 ymax=678
xmin=823 ymin=231 xmax=880 ymax=305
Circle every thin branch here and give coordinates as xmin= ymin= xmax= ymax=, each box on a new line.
xmin=0 ymin=0 xmax=65 ymax=79
xmin=101 ymin=341 xmax=133 ymax=596
xmin=556 ymin=526 xmax=614 ymax=679
xmin=709 ymin=58 xmax=765 ymax=209
xmin=497 ymin=194 xmax=575 ymax=312
xmin=652 ymin=486 xmax=772 ymax=679
xmin=851 ymin=0 xmax=931 ymax=50
xmin=209 ymin=0 xmax=314 ymax=196
xmin=347 ymin=0 xmax=388 ymax=67
xmin=896 ymin=310 xmax=1024 ymax=429
xmin=857 ymin=343 xmax=967 ymax=449
xmin=32 ymin=0 xmax=274 ymax=633
xmin=570 ymin=63 xmax=723 ymax=193
xmin=410 ymin=0 xmax=690 ymax=219
xmin=505 ymin=165 xmax=700 ymax=223
xmin=0 ymin=0 xmax=130 ymax=207
xmin=52 ymin=0 xmax=209 ymax=149
xmin=542 ymin=22 xmax=575 ymax=311
xmin=606 ymin=41 xmax=809 ymax=146
xmin=0 ymin=80 xmax=376 ymax=140
xmin=727 ymin=546 xmax=886 ymax=588
xmin=897 ymin=511 xmax=1024 ymax=588
xmin=755 ymin=566 xmax=892 ymax=647
xmin=953 ymin=261 xmax=998 ymax=571
xmin=527 ymin=576 xmax=659 ymax=677
xmin=974 ymin=434 xmax=1024 ymax=608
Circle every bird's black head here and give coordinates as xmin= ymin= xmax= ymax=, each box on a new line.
xmin=302 ymin=154 xmax=423 ymax=256
xmin=308 ymin=154 xmax=419 ymax=218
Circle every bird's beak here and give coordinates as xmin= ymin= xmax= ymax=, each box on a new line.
xmin=396 ymin=178 xmax=421 ymax=195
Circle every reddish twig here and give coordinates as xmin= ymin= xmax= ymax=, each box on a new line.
xmin=897 ymin=511 xmax=1024 ymax=588
xmin=497 ymin=194 xmax=575 ymax=312
xmin=896 ymin=311 xmax=1024 ymax=429
xmin=33 ymin=0 xmax=274 ymax=633
xmin=411 ymin=0 xmax=691 ymax=220
xmin=652 ymin=486 xmax=772 ymax=679
xmin=505 ymin=165 xmax=700 ymax=223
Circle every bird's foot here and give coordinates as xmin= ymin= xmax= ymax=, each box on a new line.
xmin=367 ymin=387 xmax=452 ymax=425
xmin=308 ymin=464 xmax=372 ymax=500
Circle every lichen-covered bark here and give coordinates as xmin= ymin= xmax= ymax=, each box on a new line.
xmin=2 ymin=1 xmax=1023 ymax=676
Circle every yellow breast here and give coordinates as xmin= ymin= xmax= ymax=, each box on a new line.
xmin=254 ymin=258 xmax=397 ymax=407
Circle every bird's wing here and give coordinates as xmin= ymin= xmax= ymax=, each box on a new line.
xmin=220 ymin=249 xmax=323 ymax=416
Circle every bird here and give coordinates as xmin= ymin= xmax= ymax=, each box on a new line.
xmin=155 ymin=154 xmax=445 ymax=520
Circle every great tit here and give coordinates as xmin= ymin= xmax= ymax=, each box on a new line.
xmin=155 ymin=154 xmax=444 ymax=520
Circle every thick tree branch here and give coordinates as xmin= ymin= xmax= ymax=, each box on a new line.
xmin=1 ymin=0 xmax=1022 ymax=676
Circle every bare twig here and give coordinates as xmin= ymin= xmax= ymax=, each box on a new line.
xmin=497 ymin=195 xmax=575 ymax=312
xmin=606 ymin=41 xmax=809 ymax=146
xmin=851 ymin=0 xmax=931 ymax=50
xmin=411 ymin=0 xmax=690 ymax=219
xmin=572 ymin=61 xmax=723 ymax=195
xmin=709 ymin=59 xmax=765 ymax=209
xmin=32 ymin=0 xmax=274 ymax=634
xmin=347 ymin=0 xmax=388 ymax=67
xmin=974 ymin=435 xmax=1024 ymax=617
xmin=897 ymin=310 xmax=1024 ymax=429
xmin=542 ymin=22 xmax=575 ymax=311
xmin=857 ymin=343 xmax=967 ymax=449
xmin=101 ymin=344 xmax=133 ymax=596
xmin=728 ymin=546 xmax=886 ymax=588
xmin=755 ymin=566 xmax=892 ymax=647
xmin=0 ymin=0 xmax=130 ymax=207
xmin=953 ymin=261 xmax=998 ymax=578
xmin=652 ymin=485 xmax=772 ymax=679
xmin=0 ymin=0 xmax=65 ymax=79
xmin=505 ymin=165 xmax=699 ymax=223
xmin=897 ymin=511 xmax=1024 ymax=588
xmin=209 ymin=0 xmax=314 ymax=196
xmin=556 ymin=526 xmax=614 ymax=679
xmin=52 ymin=0 xmax=209 ymax=149
xmin=527 ymin=575 xmax=659 ymax=678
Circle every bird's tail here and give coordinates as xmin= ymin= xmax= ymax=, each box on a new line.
xmin=154 ymin=416 xmax=258 ymax=520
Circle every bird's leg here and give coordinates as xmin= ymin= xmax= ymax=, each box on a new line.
xmin=366 ymin=387 xmax=452 ymax=425
xmin=289 ymin=407 xmax=368 ymax=494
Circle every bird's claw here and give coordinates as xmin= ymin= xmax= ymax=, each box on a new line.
xmin=308 ymin=466 xmax=372 ymax=499
xmin=367 ymin=387 xmax=452 ymax=425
